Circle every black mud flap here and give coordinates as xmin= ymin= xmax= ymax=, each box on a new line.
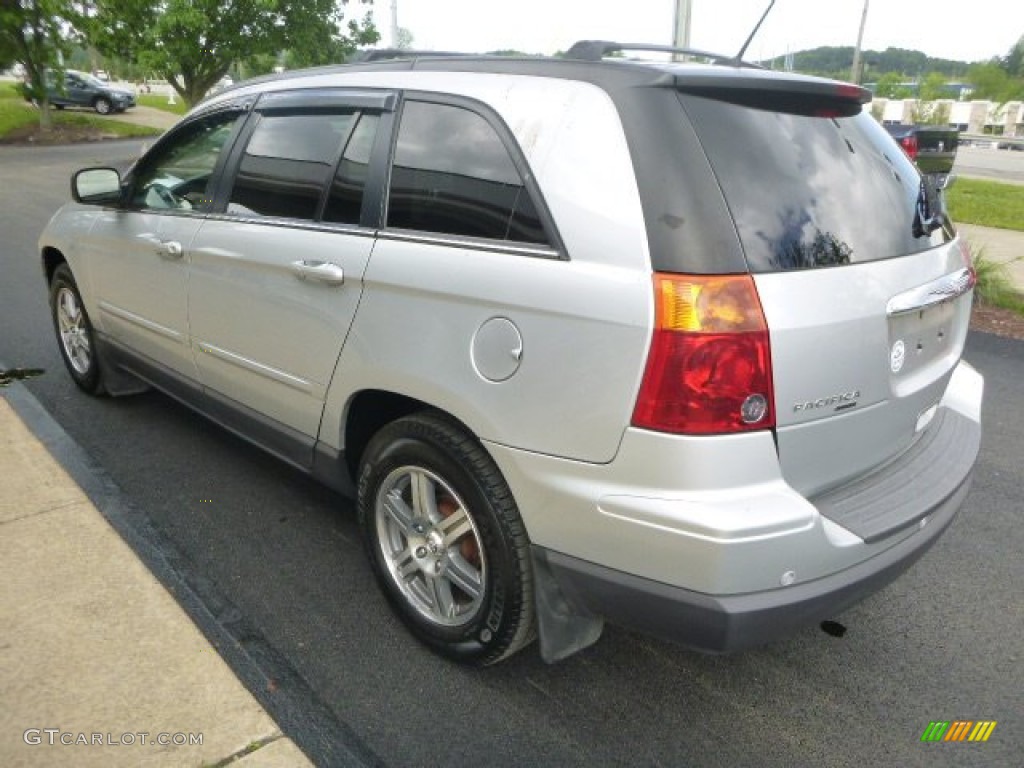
xmin=531 ymin=546 xmax=604 ymax=663
xmin=93 ymin=335 xmax=151 ymax=396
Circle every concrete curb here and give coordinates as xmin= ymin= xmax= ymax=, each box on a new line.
xmin=0 ymin=378 xmax=378 ymax=767
xmin=0 ymin=386 xmax=312 ymax=768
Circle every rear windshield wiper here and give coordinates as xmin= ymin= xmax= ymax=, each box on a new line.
xmin=913 ymin=178 xmax=946 ymax=238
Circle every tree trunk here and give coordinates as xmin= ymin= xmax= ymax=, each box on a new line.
xmin=39 ymin=98 xmax=53 ymax=131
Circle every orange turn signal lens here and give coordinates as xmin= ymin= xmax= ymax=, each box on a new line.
xmin=655 ymin=274 xmax=769 ymax=333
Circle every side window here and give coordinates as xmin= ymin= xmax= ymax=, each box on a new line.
xmin=227 ymin=111 xmax=357 ymax=220
xmin=323 ymin=113 xmax=380 ymax=225
xmin=387 ymin=101 xmax=548 ymax=245
xmin=130 ymin=113 xmax=241 ymax=212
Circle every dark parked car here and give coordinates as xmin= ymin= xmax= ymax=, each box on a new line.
xmin=27 ymin=70 xmax=135 ymax=114
xmin=884 ymin=123 xmax=959 ymax=176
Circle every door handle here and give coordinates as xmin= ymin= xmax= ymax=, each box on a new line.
xmin=156 ymin=240 xmax=183 ymax=259
xmin=290 ymin=260 xmax=345 ymax=286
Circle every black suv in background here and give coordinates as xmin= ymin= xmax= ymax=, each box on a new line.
xmin=26 ymin=69 xmax=136 ymax=114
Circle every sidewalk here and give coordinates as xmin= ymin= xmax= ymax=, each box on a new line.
xmin=0 ymin=385 xmax=313 ymax=767
xmin=105 ymin=104 xmax=182 ymax=132
xmin=958 ymin=223 xmax=1024 ymax=294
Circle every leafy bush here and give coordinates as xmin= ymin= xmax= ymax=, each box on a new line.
xmin=971 ymin=247 xmax=1024 ymax=315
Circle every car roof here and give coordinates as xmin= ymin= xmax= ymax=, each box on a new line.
xmin=208 ymin=44 xmax=869 ymax=104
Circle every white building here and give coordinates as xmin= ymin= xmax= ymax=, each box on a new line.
xmin=872 ymin=98 xmax=1024 ymax=136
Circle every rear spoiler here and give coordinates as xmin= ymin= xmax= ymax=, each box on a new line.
xmin=671 ymin=69 xmax=872 ymax=117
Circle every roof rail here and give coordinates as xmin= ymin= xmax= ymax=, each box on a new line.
xmin=348 ymin=48 xmax=471 ymax=63
xmin=565 ymin=40 xmax=762 ymax=69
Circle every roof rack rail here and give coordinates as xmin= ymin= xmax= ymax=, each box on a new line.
xmin=348 ymin=48 xmax=471 ymax=63
xmin=565 ymin=40 xmax=762 ymax=69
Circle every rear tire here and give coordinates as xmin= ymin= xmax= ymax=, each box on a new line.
xmin=49 ymin=264 xmax=105 ymax=395
xmin=358 ymin=412 xmax=535 ymax=665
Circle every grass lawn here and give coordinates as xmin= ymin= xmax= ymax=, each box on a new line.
xmin=0 ymin=86 xmax=46 ymax=136
xmin=137 ymin=93 xmax=189 ymax=115
xmin=947 ymin=177 xmax=1024 ymax=232
xmin=946 ymin=178 xmax=1024 ymax=315
xmin=0 ymin=93 xmax=161 ymax=142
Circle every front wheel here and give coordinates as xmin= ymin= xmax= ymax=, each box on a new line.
xmin=358 ymin=413 xmax=535 ymax=665
xmin=93 ymin=97 xmax=112 ymax=115
xmin=49 ymin=264 xmax=105 ymax=395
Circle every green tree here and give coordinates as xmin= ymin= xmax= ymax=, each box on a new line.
xmin=918 ymin=72 xmax=949 ymax=101
xmin=968 ymin=61 xmax=1024 ymax=103
xmin=1002 ymin=35 xmax=1024 ymax=78
xmin=0 ymin=15 xmax=16 ymax=70
xmin=395 ymin=26 xmax=413 ymax=50
xmin=0 ymin=0 xmax=78 ymax=129
xmin=874 ymin=72 xmax=903 ymax=98
xmin=86 ymin=0 xmax=379 ymax=107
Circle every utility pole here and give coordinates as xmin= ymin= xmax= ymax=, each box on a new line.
xmin=390 ymin=0 xmax=400 ymax=49
xmin=673 ymin=0 xmax=693 ymax=50
xmin=850 ymin=0 xmax=869 ymax=83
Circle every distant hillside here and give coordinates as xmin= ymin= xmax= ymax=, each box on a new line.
xmin=760 ymin=46 xmax=976 ymax=79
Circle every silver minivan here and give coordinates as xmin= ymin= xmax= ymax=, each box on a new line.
xmin=40 ymin=43 xmax=983 ymax=665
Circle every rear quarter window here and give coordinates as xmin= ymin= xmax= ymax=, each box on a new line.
xmin=386 ymin=100 xmax=548 ymax=245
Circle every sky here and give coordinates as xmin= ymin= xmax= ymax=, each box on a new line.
xmin=362 ymin=0 xmax=1024 ymax=65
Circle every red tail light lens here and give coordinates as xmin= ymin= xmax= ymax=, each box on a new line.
xmin=900 ymin=134 xmax=919 ymax=161
xmin=958 ymin=238 xmax=977 ymax=287
xmin=632 ymin=274 xmax=775 ymax=435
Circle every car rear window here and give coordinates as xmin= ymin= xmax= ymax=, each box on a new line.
xmin=678 ymin=93 xmax=945 ymax=273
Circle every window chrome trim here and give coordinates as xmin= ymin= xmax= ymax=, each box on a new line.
xmin=377 ymin=229 xmax=561 ymax=259
xmin=202 ymin=212 xmax=378 ymax=239
xmin=886 ymin=267 xmax=975 ymax=317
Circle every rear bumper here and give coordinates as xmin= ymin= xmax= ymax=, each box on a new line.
xmin=536 ymin=465 xmax=971 ymax=653
xmin=489 ymin=361 xmax=983 ymax=659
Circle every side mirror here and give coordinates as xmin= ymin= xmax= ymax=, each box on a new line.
xmin=72 ymin=167 xmax=122 ymax=206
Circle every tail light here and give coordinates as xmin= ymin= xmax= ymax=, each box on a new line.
xmin=632 ymin=273 xmax=775 ymax=435
xmin=899 ymin=134 xmax=919 ymax=161
xmin=958 ymin=238 xmax=977 ymax=287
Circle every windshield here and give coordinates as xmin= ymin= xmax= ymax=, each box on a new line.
xmin=77 ymin=73 xmax=106 ymax=87
xmin=679 ymin=93 xmax=948 ymax=273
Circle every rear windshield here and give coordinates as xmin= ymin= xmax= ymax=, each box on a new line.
xmin=679 ymin=93 xmax=946 ymax=273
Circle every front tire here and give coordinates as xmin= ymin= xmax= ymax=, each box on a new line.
xmin=358 ymin=413 xmax=535 ymax=665
xmin=50 ymin=264 xmax=105 ymax=395
xmin=93 ymin=97 xmax=112 ymax=115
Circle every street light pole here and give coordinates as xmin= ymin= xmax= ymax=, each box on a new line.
xmin=673 ymin=0 xmax=693 ymax=50
xmin=390 ymin=0 xmax=400 ymax=49
xmin=850 ymin=0 xmax=869 ymax=83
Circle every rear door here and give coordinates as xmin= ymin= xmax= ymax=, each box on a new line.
xmin=677 ymin=90 xmax=974 ymax=497
xmin=186 ymin=89 xmax=393 ymax=457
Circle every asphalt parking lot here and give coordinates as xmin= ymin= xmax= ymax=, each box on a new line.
xmin=1 ymin=141 xmax=1021 ymax=767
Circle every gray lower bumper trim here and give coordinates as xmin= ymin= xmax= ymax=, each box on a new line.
xmin=537 ymin=471 xmax=971 ymax=653
xmin=812 ymin=408 xmax=980 ymax=543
